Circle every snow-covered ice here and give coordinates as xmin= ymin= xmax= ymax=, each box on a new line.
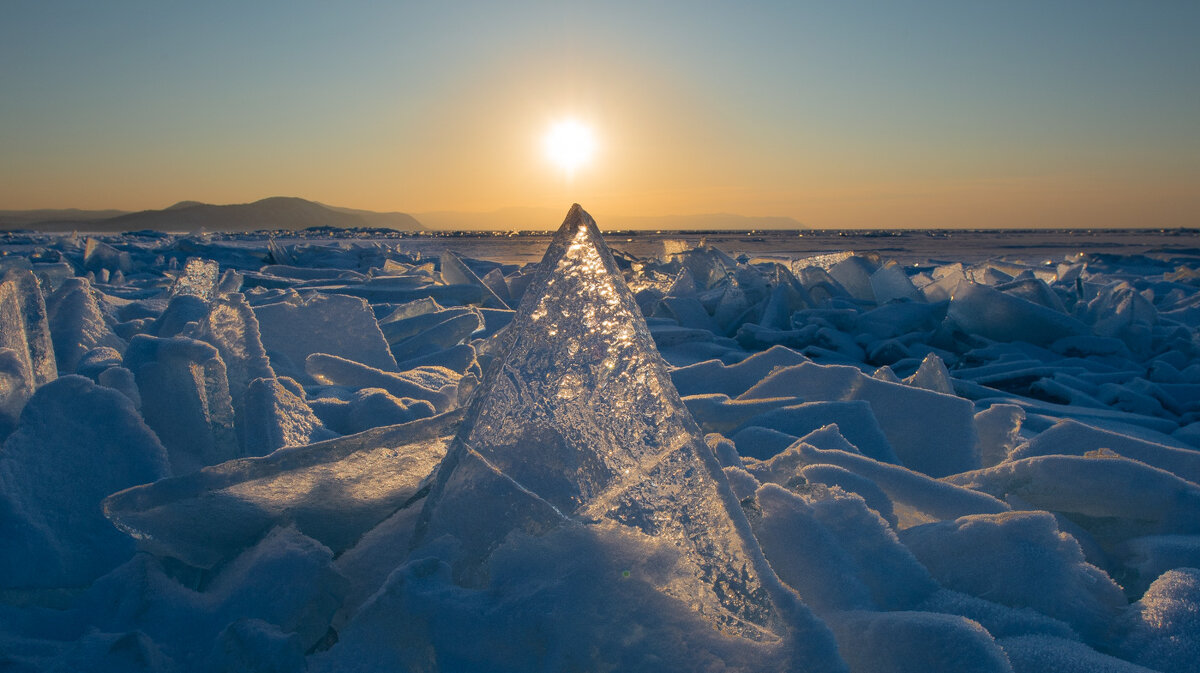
xmin=2 ymin=212 xmax=1200 ymax=671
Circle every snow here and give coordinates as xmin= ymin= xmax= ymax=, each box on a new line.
xmin=1114 ymin=567 xmax=1200 ymax=672
xmin=899 ymin=511 xmax=1127 ymax=644
xmin=0 ymin=375 xmax=168 ymax=589
xmin=2 ymin=210 xmax=1200 ymax=671
xmin=824 ymin=609 xmax=1014 ymax=673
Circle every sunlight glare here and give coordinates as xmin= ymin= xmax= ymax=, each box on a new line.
xmin=543 ymin=119 xmax=597 ymax=176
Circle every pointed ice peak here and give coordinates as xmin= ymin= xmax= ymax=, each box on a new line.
xmin=440 ymin=250 xmax=509 ymax=310
xmin=416 ymin=205 xmax=796 ymax=642
xmin=667 ymin=267 xmax=699 ymax=297
xmin=905 ymin=352 xmax=955 ymax=395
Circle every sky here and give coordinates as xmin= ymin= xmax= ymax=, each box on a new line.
xmin=2 ymin=1 xmax=1198 ymax=228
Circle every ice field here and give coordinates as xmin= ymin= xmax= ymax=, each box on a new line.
xmin=1 ymin=206 xmax=1200 ymax=672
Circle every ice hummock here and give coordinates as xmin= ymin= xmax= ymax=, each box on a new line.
xmin=411 ymin=205 xmax=832 ymax=649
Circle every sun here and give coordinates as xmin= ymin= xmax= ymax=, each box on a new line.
xmin=543 ymin=119 xmax=597 ymax=176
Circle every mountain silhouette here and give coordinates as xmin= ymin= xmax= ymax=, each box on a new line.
xmin=102 ymin=197 xmax=420 ymax=232
xmin=2 ymin=197 xmax=421 ymax=233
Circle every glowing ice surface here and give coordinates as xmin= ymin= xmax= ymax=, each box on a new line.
xmin=169 ymin=258 xmax=221 ymax=300
xmin=0 ymin=269 xmax=57 ymax=389
xmin=104 ymin=412 xmax=458 ymax=568
xmin=415 ymin=205 xmax=790 ymax=641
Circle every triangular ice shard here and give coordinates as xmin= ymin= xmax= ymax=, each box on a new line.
xmin=413 ymin=205 xmax=792 ymax=641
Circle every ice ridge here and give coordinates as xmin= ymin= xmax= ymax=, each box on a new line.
xmin=412 ymin=205 xmax=802 ymax=642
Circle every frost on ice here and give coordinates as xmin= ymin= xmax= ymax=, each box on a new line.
xmin=168 ymin=257 xmax=220 ymax=301
xmin=411 ymin=206 xmax=829 ymax=649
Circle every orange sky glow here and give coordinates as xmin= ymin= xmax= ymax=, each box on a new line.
xmin=2 ymin=2 xmax=1197 ymax=229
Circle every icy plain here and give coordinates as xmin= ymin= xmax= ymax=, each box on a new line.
xmin=1 ymin=208 xmax=1199 ymax=672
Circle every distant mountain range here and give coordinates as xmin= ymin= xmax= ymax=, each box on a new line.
xmin=0 ymin=197 xmax=806 ymax=233
xmin=0 ymin=197 xmax=422 ymax=233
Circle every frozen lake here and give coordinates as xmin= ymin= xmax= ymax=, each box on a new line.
xmin=1 ymin=216 xmax=1198 ymax=672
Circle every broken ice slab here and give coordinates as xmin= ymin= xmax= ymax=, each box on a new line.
xmin=304 ymin=352 xmax=458 ymax=411
xmin=123 ymin=335 xmax=238 ymax=474
xmin=682 ymin=394 xmax=802 ymax=434
xmin=378 ymin=306 xmax=477 ymax=343
xmin=869 ymin=261 xmax=922 ymax=304
xmin=731 ymin=400 xmax=900 ymax=463
xmin=32 ymin=261 xmax=76 ymax=294
xmin=798 ymin=266 xmax=853 ymax=306
xmin=82 ymin=237 xmax=133 ymax=274
xmin=253 ymin=291 xmax=397 ymax=376
xmin=749 ymin=441 xmax=1009 ymax=528
xmin=828 ymin=256 xmax=878 ymax=304
xmin=996 ymin=277 xmax=1068 ymax=313
xmin=169 ymin=257 xmax=221 ymax=300
xmin=742 ymin=362 xmax=981 ymax=478
xmin=266 ymin=237 xmax=295 ymax=266
xmin=948 ymin=281 xmax=1088 ymax=346
xmin=184 ymin=293 xmax=276 ymax=411
xmin=376 ymin=296 xmax=443 ymax=323
xmin=103 ymin=411 xmax=461 ymax=569
xmin=259 ymin=264 xmax=364 ymax=281
xmin=0 ymin=348 xmax=35 ymax=435
xmin=440 ymin=250 xmax=510 ymax=309
xmin=239 ymin=376 xmax=335 ymax=456
xmin=413 ymin=205 xmax=830 ymax=646
xmin=670 ymin=345 xmax=809 ymax=398
xmin=0 ymin=268 xmax=58 ymax=389
xmin=395 ymin=343 xmax=481 ymax=378
xmin=311 ymin=283 xmax=486 ymax=307
xmin=1011 ymin=418 xmax=1200 ymax=486
xmin=946 ymin=453 xmax=1200 ymax=549
xmin=45 ymin=277 xmax=126 ymax=375
xmin=389 ymin=312 xmax=481 ymax=362
xmin=480 ymin=267 xmax=514 ymax=307
xmin=905 ymin=353 xmax=955 ymax=395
